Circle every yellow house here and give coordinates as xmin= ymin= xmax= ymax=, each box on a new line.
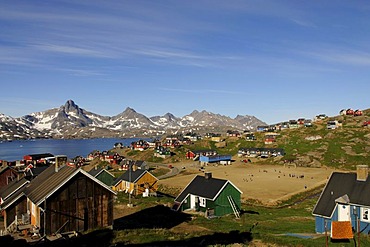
xmin=112 ymin=167 xmax=158 ymax=196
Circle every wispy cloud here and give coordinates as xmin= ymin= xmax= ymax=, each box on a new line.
xmin=160 ymin=87 xmax=250 ymax=96
xmin=303 ymin=47 xmax=370 ymax=67
xmin=32 ymin=43 xmax=113 ymax=58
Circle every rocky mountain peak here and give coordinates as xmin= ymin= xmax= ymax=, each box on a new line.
xmin=1 ymin=100 xmax=268 ymax=140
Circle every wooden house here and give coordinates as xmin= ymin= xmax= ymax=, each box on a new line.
xmin=264 ymin=134 xmax=276 ymax=145
xmin=183 ymin=132 xmax=201 ymax=142
xmin=114 ymin=142 xmax=124 ymax=149
xmin=313 ymin=165 xmax=370 ymax=238
xmin=112 ymin=166 xmax=158 ymax=197
xmin=354 ymin=109 xmax=363 ymax=116
xmin=0 ymin=177 xmax=29 ymax=210
xmin=131 ymin=140 xmax=149 ymax=151
xmin=304 ymin=119 xmax=313 ymax=127
xmin=155 ymin=146 xmax=171 ymax=157
xmin=24 ymin=166 xmax=48 ymax=180
xmin=297 ymin=118 xmax=305 ymax=125
xmin=0 ymin=165 xmax=18 ymax=190
xmin=256 ymin=126 xmax=269 ymax=132
xmin=163 ymin=137 xmax=181 ymax=148
xmin=1 ymin=162 xmax=116 ymax=236
xmin=119 ymin=160 xmax=149 ymax=171
xmin=23 ymin=153 xmax=54 ymax=165
xmin=199 ymin=155 xmax=232 ymax=165
xmin=288 ymin=120 xmax=298 ymax=129
xmin=185 ymin=150 xmax=217 ymax=160
xmin=245 ymin=133 xmax=256 ymax=141
xmin=226 ymin=130 xmax=241 ymax=138
xmin=88 ymin=166 xmax=116 ymax=186
xmin=173 ymin=172 xmax=242 ymax=218
xmin=346 ymin=109 xmax=354 ymax=115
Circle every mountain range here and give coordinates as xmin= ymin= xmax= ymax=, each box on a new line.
xmin=0 ymin=100 xmax=267 ymax=140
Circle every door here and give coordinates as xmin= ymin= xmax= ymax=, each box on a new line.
xmin=338 ymin=204 xmax=351 ymax=222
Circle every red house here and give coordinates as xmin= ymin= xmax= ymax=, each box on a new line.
xmin=131 ymin=140 xmax=149 ymax=151
xmin=0 ymin=166 xmax=18 ymax=190
xmin=346 ymin=109 xmax=354 ymax=115
xmin=23 ymin=153 xmax=54 ymax=165
xmin=354 ymin=109 xmax=363 ymax=116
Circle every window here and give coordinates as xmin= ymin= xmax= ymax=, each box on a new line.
xmin=199 ymin=197 xmax=206 ymax=207
xmin=361 ymin=208 xmax=370 ymax=222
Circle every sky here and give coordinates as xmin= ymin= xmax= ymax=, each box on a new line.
xmin=1 ymin=0 xmax=370 ymax=124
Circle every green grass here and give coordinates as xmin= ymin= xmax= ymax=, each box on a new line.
xmin=108 ymin=191 xmax=370 ymax=246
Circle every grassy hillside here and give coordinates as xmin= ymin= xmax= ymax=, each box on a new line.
xmin=114 ymin=109 xmax=369 ymax=171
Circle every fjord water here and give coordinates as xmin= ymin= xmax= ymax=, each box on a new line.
xmin=0 ymin=138 xmax=144 ymax=161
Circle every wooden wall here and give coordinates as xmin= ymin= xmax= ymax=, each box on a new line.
xmin=43 ymin=173 xmax=113 ymax=235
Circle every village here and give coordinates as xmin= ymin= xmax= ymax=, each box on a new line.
xmin=0 ymin=108 xmax=369 ymax=246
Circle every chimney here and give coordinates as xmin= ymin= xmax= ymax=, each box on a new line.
xmin=132 ymin=164 xmax=137 ymax=172
xmin=357 ymin=165 xmax=368 ymax=181
xmin=205 ymin=172 xmax=212 ymax=180
xmin=55 ymin=155 xmax=67 ymax=172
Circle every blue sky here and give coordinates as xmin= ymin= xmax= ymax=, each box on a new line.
xmin=1 ymin=0 xmax=369 ymax=124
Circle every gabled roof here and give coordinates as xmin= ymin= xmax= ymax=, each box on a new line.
xmin=24 ymin=166 xmax=48 ymax=178
xmin=0 ymin=165 xmax=17 ymax=175
xmin=0 ymin=177 xmax=29 ymax=202
xmin=174 ymin=175 xmax=242 ymax=203
xmin=25 ymin=165 xmax=116 ymax=206
xmin=313 ymin=172 xmax=370 ymax=218
xmin=112 ymin=168 xmax=157 ymax=187
xmin=88 ymin=167 xmax=103 ymax=177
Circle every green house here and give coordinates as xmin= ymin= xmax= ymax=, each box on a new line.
xmin=89 ymin=167 xmax=115 ymax=186
xmin=173 ymin=172 xmax=242 ymax=218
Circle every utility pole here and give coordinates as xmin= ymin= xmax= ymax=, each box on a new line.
xmin=127 ymin=162 xmax=133 ymax=207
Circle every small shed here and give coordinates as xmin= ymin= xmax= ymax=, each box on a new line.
xmin=173 ymin=173 xmax=242 ymax=218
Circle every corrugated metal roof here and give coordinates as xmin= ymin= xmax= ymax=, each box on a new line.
xmin=0 ymin=177 xmax=29 ymax=201
xmin=25 ymin=165 xmax=78 ymax=205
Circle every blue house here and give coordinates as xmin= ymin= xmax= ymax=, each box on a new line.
xmin=312 ymin=165 xmax=370 ymax=238
xmin=199 ymin=155 xmax=232 ymax=165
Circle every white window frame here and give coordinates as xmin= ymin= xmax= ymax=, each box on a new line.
xmin=199 ymin=197 xmax=206 ymax=207
xmin=361 ymin=207 xmax=370 ymax=222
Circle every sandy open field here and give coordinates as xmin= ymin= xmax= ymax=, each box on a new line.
xmin=159 ymin=161 xmax=337 ymax=205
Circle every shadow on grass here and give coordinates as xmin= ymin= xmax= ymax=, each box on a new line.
xmin=2 ymin=227 xmax=253 ymax=247
xmin=115 ymin=230 xmax=253 ymax=246
xmin=241 ymin=209 xmax=260 ymax=215
xmin=0 ymin=229 xmax=114 ymax=247
xmin=113 ymin=205 xmax=192 ymax=230
xmin=156 ymin=191 xmax=175 ymax=199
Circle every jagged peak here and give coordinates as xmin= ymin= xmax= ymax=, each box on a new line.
xmin=189 ymin=110 xmax=199 ymax=115
xmin=64 ymin=99 xmax=77 ymax=108
xmin=124 ymin=107 xmax=136 ymax=113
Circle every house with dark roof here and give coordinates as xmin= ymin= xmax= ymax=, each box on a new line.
xmin=0 ymin=165 xmax=18 ymax=190
xmin=23 ymin=153 xmax=54 ymax=165
xmin=1 ymin=159 xmax=116 ymax=236
xmin=173 ymin=172 xmax=242 ymax=218
xmin=24 ymin=166 xmax=48 ymax=180
xmin=312 ymin=165 xmax=370 ymax=239
xmin=0 ymin=178 xmax=30 ymax=229
xmin=88 ymin=166 xmax=116 ymax=186
xmin=112 ymin=166 xmax=158 ymax=197
xmin=185 ymin=150 xmax=218 ymax=160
